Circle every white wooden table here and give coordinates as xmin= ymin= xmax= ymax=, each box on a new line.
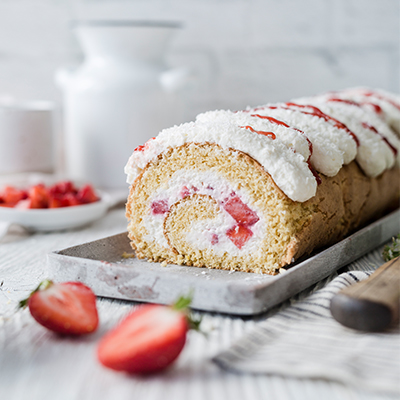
xmin=0 ymin=207 xmax=396 ymax=400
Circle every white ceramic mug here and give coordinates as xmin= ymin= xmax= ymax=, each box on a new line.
xmin=0 ymin=100 xmax=55 ymax=174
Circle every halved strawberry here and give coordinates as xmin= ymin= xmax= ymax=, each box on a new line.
xmin=223 ymin=195 xmax=259 ymax=226
xmin=19 ymin=280 xmax=99 ymax=335
xmin=226 ymin=224 xmax=253 ymax=249
xmin=97 ymin=296 xmax=200 ymax=374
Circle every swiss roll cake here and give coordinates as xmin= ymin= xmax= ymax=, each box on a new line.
xmin=125 ymin=88 xmax=400 ymax=275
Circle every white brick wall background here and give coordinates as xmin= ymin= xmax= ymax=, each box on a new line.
xmin=0 ymin=0 xmax=398 ymax=121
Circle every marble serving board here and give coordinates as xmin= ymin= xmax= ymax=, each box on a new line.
xmin=47 ymin=209 xmax=399 ymax=315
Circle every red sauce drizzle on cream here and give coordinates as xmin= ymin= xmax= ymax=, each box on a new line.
xmin=250 ymin=114 xmax=290 ymax=127
xmin=361 ymin=122 xmax=398 ymax=156
xmin=240 ymin=125 xmax=276 ymax=139
xmin=134 ymin=137 xmax=156 ymax=152
xmin=363 ymin=90 xmax=400 ymax=112
xmin=251 ymin=113 xmax=314 ymax=156
xmin=329 ymin=97 xmax=382 ymax=114
xmin=365 ymin=102 xmax=383 ymax=114
xmin=328 ymin=98 xmax=397 ymax=156
xmin=328 ymin=93 xmax=383 ymax=115
xmin=328 ymin=98 xmax=360 ymax=107
xmin=283 ymin=102 xmax=360 ymax=147
xmin=247 ymin=113 xmax=322 ymax=185
xmin=308 ymin=161 xmax=322 ymax=185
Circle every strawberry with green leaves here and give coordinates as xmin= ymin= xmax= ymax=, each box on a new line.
xmin=97 ymin=296 xmax=201 ymax=374
xmin=19 ymin=280 xmax=99 ymax=335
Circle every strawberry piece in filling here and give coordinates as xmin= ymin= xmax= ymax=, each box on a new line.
xmin=151 ymin=199 xmax=169 ymax=215
xmin=226 ymin=224 xmax=253 ymax=249
xmin=223 ymin=195 xmax=259 ymax=226
xmin=180 ymin=185 xmax=198 ymax=199
xmin=211 ymin=234 xmax=219 ymax=245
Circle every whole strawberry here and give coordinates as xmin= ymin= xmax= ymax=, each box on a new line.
xmin=97 ymin=296 xmax=200 ymax=374
xmin=19 ymin=280 xmax=99 ymax=335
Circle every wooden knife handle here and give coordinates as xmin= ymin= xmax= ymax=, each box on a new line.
xmin=330 ymin=257 xmax=400 ymax=332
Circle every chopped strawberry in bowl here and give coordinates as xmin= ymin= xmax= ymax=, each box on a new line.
xmin=0 ymin=180 xmax=110 ymax=231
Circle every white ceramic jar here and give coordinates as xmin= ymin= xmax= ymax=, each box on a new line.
xmin=57 ymin=21 xmax=188 ymax=189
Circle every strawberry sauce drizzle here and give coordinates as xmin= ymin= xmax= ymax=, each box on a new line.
xmin=283 ymin=102 xmax=360 ymax=147
xmin=239 ymin=125 xmax=276 ymax=139
xmin=327 ymin=98 xmax=397 ymax=156
xmin=363 ymin=90 xmax=400 ymax=112
xmin=328 ymin=98 xmax=360 ymax=107
xmin=134 ymin=137 xmax=156 ymax=152
xmin=308 ymin=161 xmax=322 ymax=185
xmin=328 ymin=97 xmax=382 ymax=114
xmin=249 ymin=112 xmax=321 ymax=185
xmin=250 ymin=114 xmax=290 ymax=127
xmin=365 ymin=102 xmax=383 ymax=114
xmin=361 ymin=122 xmax=398 ymax=156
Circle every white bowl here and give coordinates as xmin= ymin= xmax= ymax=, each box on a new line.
xmin=0 ymin=192 xmax=110 ymax=232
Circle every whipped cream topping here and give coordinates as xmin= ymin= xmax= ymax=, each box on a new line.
xmin=125 ymin=88 xmax=400 ymax=202
xmin=332 ymin=87 xmax=400 ymax=133
xmin=295 ymin=96 xmax=400 ymax=177
xmin=126 ymin=110 xmax=317 ymax=202
xmin=246 ymin=104 xmax=358 ymax=177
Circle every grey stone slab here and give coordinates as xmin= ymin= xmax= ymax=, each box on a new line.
xmin=47 ymin=209 xmax=399 ymax=316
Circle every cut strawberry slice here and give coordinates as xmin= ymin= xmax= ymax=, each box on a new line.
xmin=15 ymin=199 xmax=32 ymax=209
xmin=1 ymin=186 xmax=28 ymax=206
xmin=0 ymin=181 xmax=99 ymax=209
xmin=19 ymin=280 xmax=99 ymax=335
xmin=226 ymin=224 xmax=253 ymax=249
xmin=76 ymin=184 xmax=99 ymax=204
xmin=29 ymin=184 xmax=49 ymax=209
xmin=97 ymin=296 xmax=201 ymax=374
xmin=48 ymin=194 xmax=70 ymax=208
xmin=223 ymin=195 xmax=259 ymax=226
xmin=49 ymin=181 xmax=77 ymax=196
xmin=151 ymin=199 xmax=169 ymax=215
xmin=64 ymin=193 xmax=81 ymax=207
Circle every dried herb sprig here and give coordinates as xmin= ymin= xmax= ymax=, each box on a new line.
xmin=382 ymin=233 xmax=400 ymax=261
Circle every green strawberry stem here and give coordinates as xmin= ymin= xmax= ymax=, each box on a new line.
xmin=172 ymin=293 xmax=202 ymax=333
xmin=173 ymin=295 xmax=193 ymax=311
xmin=382 ymin=234 xmax=400 ymax=262
xmin=18 ymin=279 xmax=54 ymax=309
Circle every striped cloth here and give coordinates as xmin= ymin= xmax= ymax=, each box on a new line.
xmin=213 ymin=271 xmax=400 ymax=395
